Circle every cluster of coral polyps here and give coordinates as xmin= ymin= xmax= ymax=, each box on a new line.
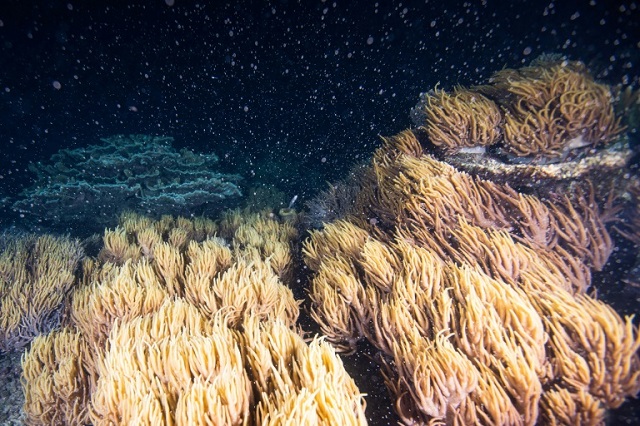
xmin=303 ymin=131 xmax=639 ymax=425
xmin=411 ymin=60 xmax=623 ymax=160
xmin=0 ymin=234 xmax=84 ymax=352
xmin=20 ymin=211 xmax=367 ymax=425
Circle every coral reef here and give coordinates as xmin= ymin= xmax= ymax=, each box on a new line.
xmin=12 ymin=135 xmax=243 ymax=233
xmin=9 ymin=59 xmax=640 ymax=425
xmin=409 ymin=59 xmax=640 ymax=308
xmin=21 ymin=212 xmax=367 ymax=425
xmin=303 ymin=131 xmax=640 ymax=424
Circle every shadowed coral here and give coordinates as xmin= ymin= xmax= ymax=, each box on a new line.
xmin=12 ymin=135 xmax=243 ymax=232
xmin=0 ymin=234 xmax=84 ymax=352
xmin=21 ymin=329 xmax=93 ymax=425
xmin=304 ymin=161 xmax=374 ymax=229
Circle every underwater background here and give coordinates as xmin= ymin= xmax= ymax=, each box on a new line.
xmin=1 ymin=0 xmax=638 ymax=216
xmin=0 ymin=0 xmax=639 ymax=425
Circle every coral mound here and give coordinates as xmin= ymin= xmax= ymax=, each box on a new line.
xmin=303 ymin=130 xmax=640 ymax=425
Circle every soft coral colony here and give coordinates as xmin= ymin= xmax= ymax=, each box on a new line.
xmin=412 ymin=59 xmax=623 ymax=159
xmin=304 ymin=130 xmax=639 ymax=424
xmin=0 ymin=59 xmax=637 ymax=425
xmin=18 ymin=212 xmax=366 ymax=425
xmin=304 ymin=60 xmax=639 ymax=424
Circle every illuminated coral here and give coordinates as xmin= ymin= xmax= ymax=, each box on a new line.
xmin=22 ymin=211 xmax=366 ymax=425
xmin=70 ymin=259 xmax=169 ymax=352
xmin=90 ymin=300 xmax=252 ymax=425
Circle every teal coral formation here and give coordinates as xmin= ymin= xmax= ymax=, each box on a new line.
xmin=12 ymin=135 xmax=243 ymax=232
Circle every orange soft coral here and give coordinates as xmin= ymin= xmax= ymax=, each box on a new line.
xmin=420 ymin=88 xmax=502 ymax=153
xmin=414 ymin=61 xmax=624 ymax=160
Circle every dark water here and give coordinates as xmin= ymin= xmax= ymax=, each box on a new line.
xmin=0 ymin=0 xmax=638 ymax=210
xmin=0 ymin=0 xmax=639 ymax=424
